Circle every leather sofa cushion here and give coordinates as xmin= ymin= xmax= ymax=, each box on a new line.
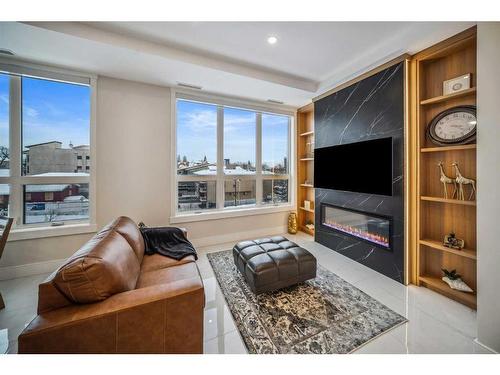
xmin=141 ymin=254 xmax=196 ymax=273
xmin=104 ymin=216 xmax=145 ymax=263
xmin=53 ymin=229 xmax=141 ymax=304
xmin=136 ymin=263 xmax=200 ymax=289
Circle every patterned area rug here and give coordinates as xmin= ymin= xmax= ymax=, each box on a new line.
xmin=207 ymin=249 xmax=407 ymax=354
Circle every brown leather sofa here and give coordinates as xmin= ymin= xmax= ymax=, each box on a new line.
xmin=17 ymin=216 xmax=204 ymax=354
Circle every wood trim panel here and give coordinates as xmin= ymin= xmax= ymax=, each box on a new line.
xmin=409 ymin=26 xmax=477 ymax=308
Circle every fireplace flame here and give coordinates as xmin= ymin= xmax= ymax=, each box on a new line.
xmin=323 ymin=218 xmax=389 ymax=248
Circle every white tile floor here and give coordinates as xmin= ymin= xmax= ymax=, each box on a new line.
xmin=0 ymin=232 xmax=491 ymax=354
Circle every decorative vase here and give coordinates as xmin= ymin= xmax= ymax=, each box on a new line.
xmin=288 ymin=212 xmax=298 ymax=234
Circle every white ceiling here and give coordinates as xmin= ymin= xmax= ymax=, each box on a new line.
xmin=0 ymin=21 xmax=475 ymax=107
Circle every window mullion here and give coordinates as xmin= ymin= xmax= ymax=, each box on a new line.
xmin=216 ymin=105 xmax=224 ymax=209
xmin=9 ymin=75 xmax=22 ymax=225
xmin=256 ymin=113 xmax=262 ymax=205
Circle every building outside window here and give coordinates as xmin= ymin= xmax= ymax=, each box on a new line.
xmin=175 ymin=96 xmax=292 ymax=216
xmin=0 ymin=63 xmax=94 ymax=228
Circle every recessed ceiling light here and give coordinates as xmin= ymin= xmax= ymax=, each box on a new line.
xmin=267 ymin=36 xmax=278 ymax=45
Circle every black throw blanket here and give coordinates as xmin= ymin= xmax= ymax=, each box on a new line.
xmin=139 ymin=226 xmax=198 ymax=261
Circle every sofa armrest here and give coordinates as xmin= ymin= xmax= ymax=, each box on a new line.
xmin=18 ymin=277 xmax=204 ymax=353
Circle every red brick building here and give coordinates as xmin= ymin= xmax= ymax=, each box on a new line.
xmin=25 ymin=184 xmax=80 ymax=203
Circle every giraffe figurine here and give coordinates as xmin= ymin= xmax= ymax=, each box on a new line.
xmin=452 ymin=162 xmax=476 ymax=201
xmin=438 ymin=161 xmax=456 ymax=199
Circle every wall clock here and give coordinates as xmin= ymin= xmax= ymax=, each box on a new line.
xmin=427 ymin=105 xmax=477 ymax=146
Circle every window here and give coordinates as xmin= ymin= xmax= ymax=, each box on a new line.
xmin=0 ymin=74 xmax=9 ymax=216
xmin=175 ymin=96 xmax=292 ymax=216
xmin=262 ymin=113 xmax=289 ymax=175
xmin=177 ymin=181 xmax=216 ymax=212
xmin=224 ymin=107 xmax=256 ymax=173
xmin=24 ymin=184 xmax=89 ymax=224
xmin=262 ymin=179 xmax=289 ymax=204
xmin=0 ymin=63 xmax=94 ymax=229
xmin=176 ymin=100 xmax=217 ymax=176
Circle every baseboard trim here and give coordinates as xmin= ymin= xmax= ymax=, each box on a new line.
xmin=190 ymin=225 xmax=288 ymax=248
xmin=0 ymin=258 xmax=65 ymax=281
xmin=474 ymin=338 xmax=499 ymax=354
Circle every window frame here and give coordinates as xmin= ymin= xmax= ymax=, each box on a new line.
xmin=0 ymin=58 xmax=97 ymax=239
xmin=171 ymin=90 xmax=296 ymax=223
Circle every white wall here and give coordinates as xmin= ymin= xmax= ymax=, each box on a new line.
xmin=0 ymin=76 xmax=288 ymax=276
xmin=476 ymin=22 xmax=500 ymax=353
xmin=95 ymin=77 xmax=172 ymax=227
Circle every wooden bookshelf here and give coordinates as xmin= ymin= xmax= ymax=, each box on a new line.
xmin=300 ymin=130 xmax=314 ymax=137
xmin=419 ymin=239 xmax=477 ymax=260
xmin=420 ymin=144 xmax=476 ymax=153
xmin=420 ymin=196 xmax=476 ymax=206
xmin=420 ymin=87 xmax=476 ymax=105
xmin=299 ymin=206 xmax=314 ymax=214
xmin=410 ymin=26 xmax=477 ymax=309
xmin=419 ymin=276 xmax=476 ymax=309
xmin=297 ymin=103 xmax=315 ymax=236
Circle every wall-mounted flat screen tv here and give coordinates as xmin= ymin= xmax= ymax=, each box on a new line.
xmin=314 ymin=137 xmax=393 ymax=196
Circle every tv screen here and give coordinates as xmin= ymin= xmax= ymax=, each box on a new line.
xmin=314 ymin=137 xmax=393 ymax=196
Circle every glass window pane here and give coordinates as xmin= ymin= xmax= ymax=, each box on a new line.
xmin=22 ymin=77 xmax=90 ymax=176
xmin=224 ymin=179 xmax=256 ymax=208
xmin=224 ymin=107 xmax=256 ymax=174
xmin=176 ymin=100 xmax=217 ymax=175
xmin=0 ymin=184 xmax=9 ymax=216
xmin=0 ymin=74 xmax=9 ymax=176
xmin=262 ymin=114 xmax=289 ymax=175
xmin=24 ymin=183 xmax=89 ymax=224
xmin=177 ymin=181 xmax=216 ymax=212
xmin=262 ymin=179 xmax=289 ymax=204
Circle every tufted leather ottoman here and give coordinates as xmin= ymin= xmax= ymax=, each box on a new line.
xmin=232 ymin=236 xmax=317 ymax=294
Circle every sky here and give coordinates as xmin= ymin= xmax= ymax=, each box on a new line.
xmin=0 ymin=73 xmax=90 ymax=151
xmin=176 ymin=99 xmax=289 ymax=167
xmin=0 ymin=74 xmax=8 ymax=149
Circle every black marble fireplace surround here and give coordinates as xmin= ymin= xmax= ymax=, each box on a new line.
xmin=314 ymin=62 xmax=405 ymax=283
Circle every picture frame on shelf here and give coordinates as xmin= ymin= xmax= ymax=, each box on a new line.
xmin=304 ymin=200 xmax=311 ymax=210
xmin=443 ymin=73 xmax=471 ymax=96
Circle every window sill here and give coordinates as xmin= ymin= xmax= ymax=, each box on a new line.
xmin=170 ymin=204 xmax=295 ymax=224
xmin=8 ymin=223 xmax=98 ymax=242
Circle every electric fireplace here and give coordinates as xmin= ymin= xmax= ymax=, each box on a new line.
xmin=320 ymin=204 xmax=392 ymax=250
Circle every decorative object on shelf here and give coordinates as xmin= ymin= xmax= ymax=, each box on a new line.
xmin=288 ymin=212 xmax=298 ymax=234
xmin=304 ymin=200 xmax=311 ymax=211
xmin=443 ymin=73 xmax=471 ymax=96
xmin=452 ymin=162 xmax=476 ymax=201
xmin=438 ymin=161 xmax=457 ymax=199
xmin=305 ymin=220 xmax=315 ymax=231
xmin=443 ymin=232 xmax=465 ymax=250
xmin=306 ymin=141 xmax=315 ymax=157
xmin=427 ymin=105 xmax=477 ymax=146
xmin=304 ymin=179 xmax=312 ymax=186
xmin=441 ymin=269 xmax=474 ymax=293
